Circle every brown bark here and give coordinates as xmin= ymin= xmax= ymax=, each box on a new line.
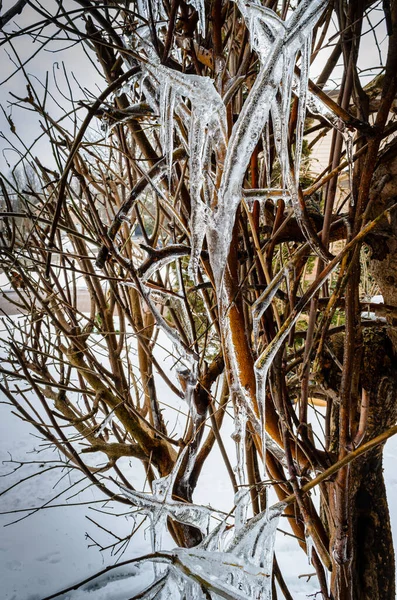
xmin=325 ymin=329 xmax=397 ymax=600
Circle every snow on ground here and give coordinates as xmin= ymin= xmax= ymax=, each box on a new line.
xmin=0 ymin=401 xmax=155 ymax=600
xmin=0 ymin=317 xmax=397 ymax=599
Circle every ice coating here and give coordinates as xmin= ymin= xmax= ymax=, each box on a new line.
xmin=343 ymin=129 xmax=355 ymax=205
xmin=160 ymin=81 xmax=176 ymax=184
xmin=208 ymin=0 xmax=328 ymax=291
xmin=220 ymin=281 xmax=258 ymax=487
xmin=198 ymin=520 xmax=229 ymax=552
xmin=262 ymin=123 xmax=272 ymax=189
xmin=124 ymin=272 xmax=202 ymax=481
xmin=271 ymin=97 xmax=332 ymax=263
xmin=145 ymin=58 xmax=227 ymax=281
xmin=139 ymin=282 xmax=198 ymax=364
xmin=93 ymin=409 xmax=115 ymax=438
xmin=305 ymin=528 xmax=314 ymax=565
xmin=114 ymin=3 xmax=331 ymax=595
xmin=252 ymin=267 xmax=289 ymax=348
xmin=294 ymin=33 xmax=312 ymax=185
xmin=227 ymin=501 xmax=286 ymax=569
xmin=167 ymin=501 xmax=285 ymax=599
xmin=135 ymin=0 xmax=168 ymax=34
xmin=174 ymin=548 xmax=266 ymax=599
xmin=175 ymin=265 xmax=195 ymax=344
xmin=234 ymin=488 xmax=251 ymax=532
xmin=187 ymin=0 xmax=206 ymax=34
xmin=126 ymin=495 xmax=284 ymax=598
xmin=232 ymin=390 xmax=249 ymax=487
xmin=117 ymin=480 xmax=213 ymax=552
xmin=140 ymin=571 xmax=196 ymax=600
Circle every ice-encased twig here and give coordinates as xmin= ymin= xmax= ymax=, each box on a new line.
xmin=343 ymin=129 xmax=355 ymax=205
xmin=117 ymin=481 xmax=214 ymax=549
xmin=271 ymin=97 xmax=333 ymax=263
xmin=231 ymin=388 xmax=249 ymax=487
xmin=170 ymin=500 xmax=285 ymax=599
xmin=133 ymin=501 xmax=285 ymax=599
xmin=160 ymin=81 xmax=176 ymax=184
xmin=252 ymin=267 xmax=289 ymax=348
xmin=294 ymin=33 xmax=312 ymax=186
xmin=139 ymin=282 xmax=198 ymax=364
xmin=254 ymin=260 xmax=340 ymax=440
xmin=234 ymin=488 xmax=251 ymax=532
xmin=93 ymin=408 xmax=116 ymax=438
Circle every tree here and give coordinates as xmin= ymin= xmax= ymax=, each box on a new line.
xmin=1 ymin=1 xmax=397 ymax=598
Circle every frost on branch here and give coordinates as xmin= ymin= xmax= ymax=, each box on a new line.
xmin=136 ymin=501 xmax=285 ymax=599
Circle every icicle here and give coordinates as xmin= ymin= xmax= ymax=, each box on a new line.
xmin=188 ymin=110 xmax=209 ymax=281
xmin=160 ymin=81 xmax=176 ymax=184
xmin=144 ymin=58 xmax=226 ymax=282
xmin=294 ymin=33 xmax=312 ymax=186
xmin=281 ymin=47 xmax=296 ymax=191
xmin=231 ymin=388 xmax=248 ymax=486
xmin=199 ymin=520 xmax=229 ymax=552
xmin=101 ymin=115 xmax=110 ymax=142
xmin=262 ymin=122 xmax=272 ymax=189
xmin=255 ymin=365 xmax=268 ymax=471
xmin=305 ymin=528 xmax=314 ymax=565
xmin=234 ymin=488 xmax=251 ymax=532
xmin=176 ymin=364 xmax=199 ymax=426
xmin=245 ymin=198 xmax=256 ymax=213
xmin=201 ymin=127 xmax=215 ymax=206
xmin=344 ymin=129 xmax=355 ymax=206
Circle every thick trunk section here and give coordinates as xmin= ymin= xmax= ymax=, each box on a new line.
xmin=349 ymin=335 xmax=397 ymax=599
xmin=351 ymin=446 xmax=395 ymax=599
xmin=326 ymin=330 xmax=397 ymax=600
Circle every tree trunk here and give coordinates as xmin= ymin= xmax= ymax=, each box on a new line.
xmin=326 ymin=330 xmax=397 ymax=599
xmin=351 ymin=446 xmax=395 ymax=599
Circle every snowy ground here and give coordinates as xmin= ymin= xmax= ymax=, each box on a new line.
xmin=0 ymin=311 xmax=396 ymax=599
